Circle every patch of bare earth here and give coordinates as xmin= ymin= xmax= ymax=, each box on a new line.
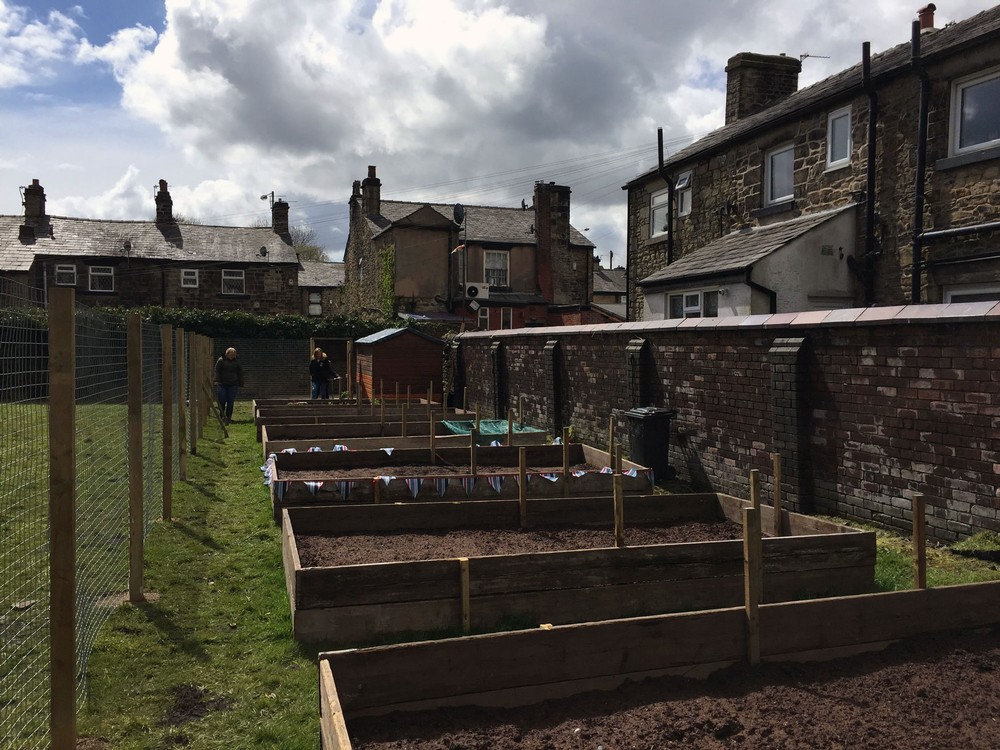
xmin=295 ymin=520 xmax=743 ymax=566
xmin=350 ymin=626 xmax=1000 ymax=749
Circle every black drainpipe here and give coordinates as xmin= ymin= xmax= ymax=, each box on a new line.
xmin=656 ymin=128 xmax=676 ymax=265
xmin=862 ymin=42 xmax=879 ymax=306
xmin=911 ymin=20 xmax=930 ymax=304
xmin=625 ymin=185 xmax=632 ymax=322
xmin=745 ymin=267 xmax=777 ymax=314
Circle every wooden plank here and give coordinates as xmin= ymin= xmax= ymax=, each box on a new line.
xmin=319 ymin=661 xmax=354 ymax=750
xmin=772 ymin=452 xmax=782 ymax=537
xmin=324 ymin=608 xmax=747 ymax=712
xmin=127 ymin=313 xmax=144 ymax=603
xmin=48 ymin=287 xmax=76 ymax=750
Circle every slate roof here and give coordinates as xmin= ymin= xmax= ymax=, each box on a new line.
xmin=0 ymin=215 xmax=298 ymax=272
xmin=298 ymin=260 xmax=345 ymax=288
xmin=369 ymin=200 xmax=594 ymax=248
xmin=593 ymin=266 xmax=626 ymax=294
xmin=640 ymin=205 xmax=855 ymax=286
xmin=625 ymin=5 xmax=1000 ymax=187
xmin=355 ymin=327 xmax=445 ymax=346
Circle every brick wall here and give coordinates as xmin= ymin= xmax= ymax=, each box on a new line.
xmin=456 ymin=307 xmax=1000 ymax=543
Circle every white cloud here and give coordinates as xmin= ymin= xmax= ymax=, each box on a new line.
xmin=0 ymin=2 xmax=81 ymax=87
xmin=75 ymin=24 xmax=158 ymax=78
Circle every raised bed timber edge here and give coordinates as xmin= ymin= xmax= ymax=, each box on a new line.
xmin=265 ymin=444 xmax=653 ymax=521
xmin=282 ymin=492 xmax=875 ymax=644
xmin=255 ymin=406 xmax=469 ymax=441
xmin=318 ymin=580 xmax=1000 ymax=748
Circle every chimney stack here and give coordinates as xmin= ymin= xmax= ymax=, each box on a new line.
xmin=155 ymin=179 xmax=174 ymax=223
xmin=918 ymin=3 xmax=936 ymax=30
xmin=22 ymin=179 xmax=46 ymax=224
xmin=362 ymin=166 xmax=381 ymax=218
xmin=533 ymin=181 xmax=571 ymax=303
xmin=272 ymin=199 xmax=290 ymax=235
xmin=725 ymin=52 xmax=802 ymax=124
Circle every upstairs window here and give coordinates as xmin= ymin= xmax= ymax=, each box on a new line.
xmin=765 ymin=143 xmax=794 ymax=205
xmin=827 ymin=106 xmax=852 ymax=168
xmin=221 ymin=269 xmax=245 ymax=295
xmin=88 ymin=266 xmax=114 ymax=292
xmin=483 ymin=250 xmax=509 ymax=287
xmin=308 ymin=291 xmax=322 ymax=316
xmin=55 ymin=265 xmax=76 ymax=286
xmin=675 ymin=171 xmax=692 ymax=217
xmin=650 ymin=188 xmax=671 ymax=238
xmin=181 ymin=269 xmax=198 ymax=288
xmin=667 ymin=290 xmax=719 ymax=319
xmin=951 ymin=68 xmax=1000 ymax=155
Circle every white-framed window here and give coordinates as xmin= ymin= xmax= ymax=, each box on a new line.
xmin=667 ymin=290 xmax=719 ymax=319
xmin=500 ymin=307 xmax=513 ymax=329
xmin=54 ymin=264 xmax=76 ymax=286
xmin=181 ymin=268 xmax=198 ymax=288
xmin=950 ymin=67 xmax=1000 ymax=155
xmin=827 ymin=106 xmax=852 ymax=168
xmin=943 ymin=285 xmax=1000 ymax=303
xmin=221 ymin=269 xmax=245 ymax=295
xmin=650 ymin=188 xmax=670 ymax=238
xmin=478 ymin=306 xmax=490 ymax=329
xmin=88 ymin=266 xmax=114 ymax=292
xmin=765 ymin=143 xmax=794 ymax=205
xmin=308 ymin=291 xmax=322 ymax=316
xmin=484 ymin=250 xmax=509 ymax=287
xmin=675 ymin=171 xmax=692 ymax=217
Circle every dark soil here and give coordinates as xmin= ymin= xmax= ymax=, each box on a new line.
xmin=295 ymin=520 xmax=743 ymax=566
xmin=349 ymin=625 xmax=1000 ymax=749
xmin=160 ymin=685 xmax=232 ymax=726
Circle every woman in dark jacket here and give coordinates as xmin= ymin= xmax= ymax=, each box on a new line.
xmin=309 ymin=348 xmax=336 ymax=399
xmin=213 ymin=347 xmax=244 ymax=423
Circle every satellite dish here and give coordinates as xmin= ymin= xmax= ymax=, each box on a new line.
xmin=453 ymin=203 xmax=465 ymax=225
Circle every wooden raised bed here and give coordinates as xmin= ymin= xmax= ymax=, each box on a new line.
xmin=252 ymin=397 xmax=435 ymax=418
xmin=263 ymin=431 xmax=550 ymax=461
xmin=318 ymin=580 xmax=1000 ymax=748
xmin=256 ymin=406 xmax=469 ymax=441
xmin=283 ymin=493 xmax=875 ymax=644
xmin=265 ymin=444 xmax=652 ymax=520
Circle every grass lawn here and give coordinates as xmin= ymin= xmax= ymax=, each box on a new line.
xmin=78 ymin=401 xmax=318 ymax=749
xmin=76 ymin=400 xmax=1000 ymax=748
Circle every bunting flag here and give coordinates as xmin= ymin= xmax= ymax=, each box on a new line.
xmin=490 ymin=440 xmax=502 ymax=447
xmin=337 ymin=481 xmax=351 ymax=499
xmin=646 ymin=469 xmax=655 ymax=485
xmin=260 ymin=454 xmax=277 ymax=484
xmin=488 ymin=474 xmax=503 ymax=493
xmin=281 ymin=447 xmax=297 ymax=453
xmin=542 ymin=473 xmax=560 ymax=482
xmin=436 ymin=478 xmax=449 ymax=497
xmin=462 ymin=476 xmax=476 ymax=495
xmin=451 ymin=243 xmax=466 ymax=254
xmin=382 ymin=447 xmax=395 ymax=455
xmin=600 ymin=466 xmax=613 ymax=474
xmin=333 ymin=444 xmax=351 ymax=452
xmin=308 ymin=446 xmax=323 ymax=452
xmin=305 ymin=481 xmax=323 ymax=495
xmin=378 ymin=475 xmax=396 ymax=485
xmin=624 ymin=468 xmax=638 ymax=477
xmin=406 ymin=477 xmax=422 ymax=498
xmin=572 ymin=470 xmax=587 ymax=477
xmin=273 ymin=481 xmax=287 ymax=501
xmin=553 ymin=437 xmax=562 ymax=445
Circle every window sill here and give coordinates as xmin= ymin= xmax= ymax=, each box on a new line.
xmin=823 ymin=161 xmax=851 ymax=174
xmin=220 ymin=293 xmax=250 ymax=299
xmin=936 ymin=144 xmax=1000 ymax=171
xmin=753 ymin=200 xmax=796 ymax=219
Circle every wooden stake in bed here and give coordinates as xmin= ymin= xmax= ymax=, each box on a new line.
xmin=562 ymin=427 xmax=570 ymax=498
xmin=772 ymin=452 xmax=783 ymax=537
xmin=459 ymin=557 xmax=470 ymax=634
xmin=518 ymin=447 xmax=527 ymax=528
xmin=913 ymin=493 xmax=927 ymax=590
xmin=743 ymin=505 xmax=762 ymax=665
xmin=429 ymin=415 xmax=436 ymax=465
xmin=749 ymin=468 xmax=761 ymax=511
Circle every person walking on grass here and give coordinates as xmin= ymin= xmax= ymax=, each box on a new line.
xmin=214 ymin=347 xmax=244 ymax=423
xmin=309 ymin=348 xmax=336 ymax=399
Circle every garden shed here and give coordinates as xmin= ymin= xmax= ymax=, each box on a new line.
xmin=354 ymin=327 xmax=445 ymax=402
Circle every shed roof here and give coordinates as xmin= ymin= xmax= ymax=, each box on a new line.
xmin=355 ymin=327 xmax=445 ymax=346
xmin=640 ymin=205 xmax=855 ymax=286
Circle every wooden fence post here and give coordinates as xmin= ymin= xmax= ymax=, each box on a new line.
xmin=913 ymin=494 xmax=927 ymax=590
xmin=176 ymin=329 xmax=187 ymax=480
xmin=127 ymin=314 xmax=144 ymax=603
xmin=749 ymin=468 xmax=760 ymax=511
xmin=518 ymin=448 xmax=527 ymax=528
xmin=743 ymin=505 xmax=762 ymax=665
xmin=161 ymin=324 xmax=173 ymax=520
xmin=190 ymin=334 xmax=199 ymax=455
xmin=561 ymin=427 xmax=570 ymax=498
xmin=470 ymin=427 xmax=478 ymax=477
xmin=459 ymin=557 xmax=470 ymax=634
xmin=613 ymin=468 xmax=624 ymax=548
xmin=772 ymin=452 xmax=782 ymax=537
xmin=49 ymin=287 xmax=76 ymax=750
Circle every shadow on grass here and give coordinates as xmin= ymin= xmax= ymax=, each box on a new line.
xmin=136 ymin=599 xmax=210 ymax=662
xmin=171 ymin=519 xmax=224 ymax=551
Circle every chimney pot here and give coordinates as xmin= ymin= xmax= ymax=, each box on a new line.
xmin=918 ymin=3 xmax=936 ymax=30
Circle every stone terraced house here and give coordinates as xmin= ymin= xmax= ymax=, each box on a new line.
xmin=342 ymin=166 xmax=610 ymax=330
xmin=0 ymin=179 xmax=301 ymax=314
xmin=624 ymin=4 xmax=1000 ymax=321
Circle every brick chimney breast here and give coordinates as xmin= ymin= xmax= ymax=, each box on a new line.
xmin=272 ymin=199 xmax=290 ymax=235
xmin=725 ymin=52 xmax=802 ymax=124
xmin=155 ymin=179 xmax=174 ymax=223
xmin=22 ymin=178 xmax=46 ymax=224
xmin=362 ymin=165 xmax=381 ymax=218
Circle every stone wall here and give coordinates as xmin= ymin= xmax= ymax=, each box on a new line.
xmin=455 ymin=305 xmax=1000 ymax=543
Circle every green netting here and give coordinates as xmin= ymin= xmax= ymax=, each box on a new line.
xmin=442 ymin=419 xmax=545 ymax=436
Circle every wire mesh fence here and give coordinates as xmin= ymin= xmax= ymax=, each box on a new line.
xmin=0 ymin=282 xmax=186 ymax=749
xmin=0 ymin=278 xmax=51 ymax=750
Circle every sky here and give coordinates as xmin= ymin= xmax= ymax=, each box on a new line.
xmin=1 ymin=0 xmax=996 ymax=266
